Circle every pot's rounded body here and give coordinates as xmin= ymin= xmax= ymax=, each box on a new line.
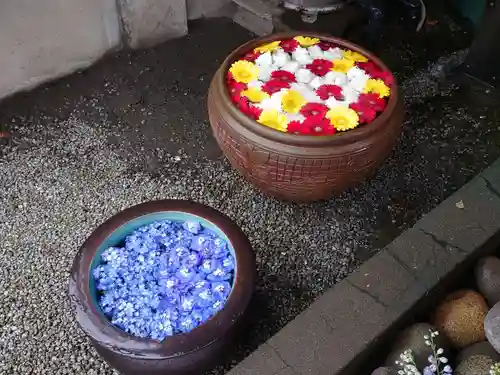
xmin=68 ymin=200 xmax=255 ymax=375
xmin=208 ymin=32 xmax=404 ymax=202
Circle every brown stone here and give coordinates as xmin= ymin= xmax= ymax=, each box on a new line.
xmin=475 ymin=256 xmax=500 ymax=306
xmin=457 ymin=341 xmax=500 ymax=363
xmin=432 ymin=289 xmax=489 ymax=349
xmin=456 ymin=355 xmax=495 ymax=375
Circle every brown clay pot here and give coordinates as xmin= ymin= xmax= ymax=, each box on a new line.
xmin=68 ymin=200 xmax=255 ymax=375
xmin=208 ymin=32 xmax=404 ymax=202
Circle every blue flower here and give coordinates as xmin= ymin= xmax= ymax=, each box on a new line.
xmin=93 ymin=219 xmax=234 ymax=341
xmin=212 ymin=281 xmax=232 ymax=299
xmin=183 ymin=221 xmax=201 ymax=234
xmin=190 ymin=235 xmax=211 ymax=252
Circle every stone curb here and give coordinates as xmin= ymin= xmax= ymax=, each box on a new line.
xmin=227 ymin=157 xmax=500 ymax=375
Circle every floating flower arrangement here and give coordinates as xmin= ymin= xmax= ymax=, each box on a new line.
xmin=227 ymin=36 xmax=394 ymax=136
xmin=93 ymin=220 xmax=235 ymax=341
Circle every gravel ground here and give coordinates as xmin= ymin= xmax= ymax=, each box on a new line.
xmin=1 ymin=18 xmax=500 ymax=375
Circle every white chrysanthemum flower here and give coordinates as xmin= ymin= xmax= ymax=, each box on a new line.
xmin=323 ymin=47 xmax=343 ymax=60
xmin=256 ymin=90 xmax=286 ymax=112
xmin=308 ymin=45 xmax=324 ymax=59
xmin=286 ymin=113 xmax=306 ymax=123
xmin=348 ymin=79 xmax=367 ymax=93
xmin=282 ymin=61 xmax=300 ymax=73
xmin=326 ymin=97 xmax=349 ymax=108
xmin=255 ymin=52 xmax=273 ymax=68
xmin=342 ymin=87 xmax=360 ymax=104
xmin=324 ymin=71 xmax=348 ymax=86
xmin=309 ymin=76 xmax=324 ymax=90
xmin=291 ymin=83 xmax=322 ymax=103
xmin=296 ymin=69 xmax=314 ymax=84
xmin=258 ymin=65 xmax=273 ymax=81
xmin=292 ymin=47 xmax=313 ymax=65
xmin=273 ymin=50 xmax=291 ymax=68
xmin=347 ymin=66 xmax=368 ymax=81
xmin=248 ymin=80 xmax=264 ymax=89
xmin=347 ymin=67 xmax=369 ymax=92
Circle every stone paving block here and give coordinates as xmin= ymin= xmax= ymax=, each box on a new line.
xmin=227 ymin=343 xmax=287 ymax=375
xmin=119 ymin=0 xmax=188 ymax=49
xmin=268 ymin=282 xmax=388 ymax=375
xmin=0 ymin=0 xmax=121 ymax=100
xmin=415 ymin=173 xmax=500 ymax=253
xmin=386 ymin=226 xmax=466 ymax=290
xmin=346 ymin=250 xmax=418 ymax=307
xmin=480 ymin=158 xmax=500 ymax=203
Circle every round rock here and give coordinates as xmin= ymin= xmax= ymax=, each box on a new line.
xmin=432 ymin=289 xmax=488 ymax=349
xmin=371 ymin=367 xmax=397 ymax=375
xmin=485 ymin=301 xmax=500 ymax=354
xmin=456 ymin=355 xmax=495 ymax=375
xmin=457 ymin=341 xmax=500 ymax=363
xmin=476 ymin=256 xmax=500 ymax=306
xmin=385 ymin=323 xmax=450 ymax=370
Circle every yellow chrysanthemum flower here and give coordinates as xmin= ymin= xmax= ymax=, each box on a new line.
xmin=331 ymin=59 xmax=355 ymax=73
xmin=363 ymin=79 xmax=391 ymax=98
xmin=294 ymin=36 xmax=320 ymax=47
xmin=254 ymin=41 xmax=281 ymax=54
xmin=229 ymin=60 xmax=259 ymax=84
xmin=342 ymin=50 xmax=368 ymax=62
xmin=326 ymin=107 xmax=360 ymax=131
xmin=281 ymin=90 xmax=306 ymax=114
xmin=241 ymin=87 xmax=269 ymax=103
xmin=258 ymin=110 xmax=288 ymax=132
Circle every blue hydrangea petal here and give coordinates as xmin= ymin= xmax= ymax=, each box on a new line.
xmin=183 ymin=221 xmax=201 ymax=234
xmin=182 ymin=251 xmax=202 ymax=268
xmin=190 ymin=235 xmax=211 ymax=252
xmin=199 ymin=259 xmax=219 ymax=274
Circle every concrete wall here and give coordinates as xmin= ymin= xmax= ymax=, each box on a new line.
xmin=0 ymin=0 xmax=231 ymax=100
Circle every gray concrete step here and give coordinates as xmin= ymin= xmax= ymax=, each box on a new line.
xmin=232 ymin=0 xmax=284 ymax=36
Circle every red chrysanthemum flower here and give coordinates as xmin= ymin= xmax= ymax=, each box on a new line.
xmin=228 ymin=80 xmax=247 ymax=96
xmin=262 ymin=79 xmax=290 ymax=95
xmin=271 ymin=70 xmax=297 ymax=83
xmin=357 ymin=61 xmax=394 ymax=86
xmin=318 ymin=41 xmax=335 ymax=51
xmin=242 ymin=103 xmax=263 ymax=120
xmin=231 ymin=93 xmax=245 ymax=105
xmin=376 ymin=70 xmax=394 ymax=86
xmin=242 ymin=51 xmax=261 ymax=62
xmin=306 ymin=59 xmax=333 ymax=77
xmin=280 ymin=39 xmax=300 ymax=53
xmin=302 ymin=116 xmax=336 ymax=135
xmin=316 ymin=84 xmax=343 ymax=101
xmin=357 ymin=61 xmax=378 ymax=75
xmin=300 ymin=103 xmax=330 ymax=118
xmin=232 ymin=95 xmax=262 ymax=120
xmin=357 ymin=93 xmax=387 ymax=112
xmin=231 ymin=94 xmax=247 ymax=110
xmin=287 ymin=120 xmax=306 ymax=134
xmin=350 ymin=103 xmax=377 ymax=124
